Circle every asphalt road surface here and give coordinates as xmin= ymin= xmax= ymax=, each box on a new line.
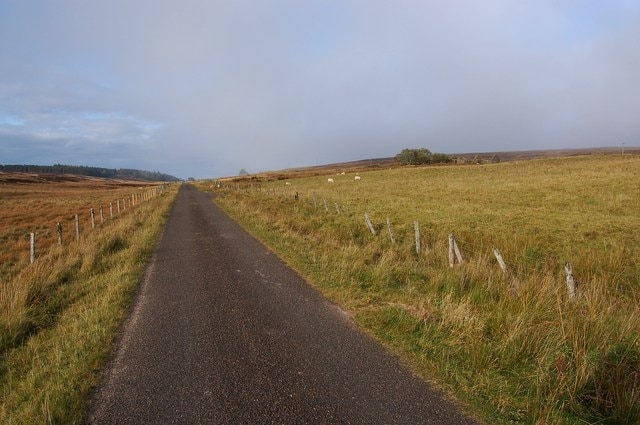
xmin=86 ymin=184 xmax=478 ymax=424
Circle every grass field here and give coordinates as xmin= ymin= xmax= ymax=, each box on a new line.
xmin=0 ymin=173 xmax=177 ymax=423
xmin=0 ymin=173 xmax=161 ymax=282
xmin=210 ymin=154 xmax=640 ymax=424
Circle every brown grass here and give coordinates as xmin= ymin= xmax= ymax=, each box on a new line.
xmin=0 ymin=172 xmax=159 ymax=282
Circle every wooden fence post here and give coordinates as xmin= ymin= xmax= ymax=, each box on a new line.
xmin=493 ymin=248 xmax=508 ymax=274
xmin=564 ymin=263 xmax=576 ymax=302
xmin=414 ymin=221 xmax=421 ymax=255
xmin=109 ymin=202 xmax=113 ymax=218
xmin=75 ymin=214 xmax=80 ymax=241
xmin=100 ymin=206 xmax=104 ymax=224
xmin=116 ymin=199 xmax=120 ymax=214
xmin=90 ymin=208 xmax=95 ymax=229
xmin=493 ymin=248 xmax=520 ymax=292
xmin=448 ymin=234 xmax=464 ymax=267
xmin=57 ymin=222 xmax=62 ymax=245
xmin=448 ymin=234 xmax=455 ymax=267
xmin=30 ymin=232 xmax=35 ymax=264
xmin=453 ymin=236 xmax=464 ymax=265
xmin=312 ymin=192 xmax=317 ymax=209
xmin=364 ymin=213 xmax=376 ymax=235
xmin=386 ymin=218 xmax=396 ymax=244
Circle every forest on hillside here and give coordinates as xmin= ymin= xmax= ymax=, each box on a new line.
xmin=0 ymin=164 xmax=179 ymax=182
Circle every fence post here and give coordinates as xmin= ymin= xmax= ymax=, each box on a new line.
xmin=117 ymin=200 xmax=120 ymax=214
xmin=448 ymin=234 xmax=455 ymax=267
xmin=57 ymin=222 xmax=62 ymax=245
xmin=493 ymin=248 xmax=508 ymax=274
xmin=109 ymin=202 xmax=113 ymax=218
xmin=414 ymin=221 xmax=421 ymax=255
xmin=564 ymin=263 xmax=576 ymax=302
xmin=386 ymin=218 xmax=396 ymax=244
xmin=90 ymin=208 xmax=95 ymax=229
xmin=100 ymin=206 xmax=104 ymax=224
xmin=453 ymin=236 xmax=464 ymax=264
xmin=75 ymin=214 xmax=80 ymax=241
xmin=312 ymin=192 xmax=317 ymax=209
xmin=493 ymin=248 xmax=520 ymax=292
xmin=364 ymin=213 xmax=376 ymax=235
xmin=448 ymin=234 xmax=464 ymax=267
xmin=30 ymin=232 xmax=35 ymax=264
xmin=323 ymin=199 xmax=329 ymax=212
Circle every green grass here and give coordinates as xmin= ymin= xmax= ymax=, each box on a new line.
xmin=209 ymin=155 xmax=640 ymax=424
xmin=0 ymin=185 xmax=178 ymax=424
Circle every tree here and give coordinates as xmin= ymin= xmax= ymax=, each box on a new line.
xmin=395 ymin=148 xmax=452 ymax=165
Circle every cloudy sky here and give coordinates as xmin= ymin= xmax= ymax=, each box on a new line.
xmin=1 ymin=1 xmax=639 ymax=179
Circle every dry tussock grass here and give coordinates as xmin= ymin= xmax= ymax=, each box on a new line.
xmin=0 ymin=173 xmax=157 ymax=281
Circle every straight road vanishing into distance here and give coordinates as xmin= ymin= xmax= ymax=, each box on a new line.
xmin=86 ymin=185 xmax=477 ymax=424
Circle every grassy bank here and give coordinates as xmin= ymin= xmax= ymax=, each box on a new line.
xmin=0 ymin=182 xmax=178 ymax=424
xmin=210 ymin=155 xmax=639 ymax=424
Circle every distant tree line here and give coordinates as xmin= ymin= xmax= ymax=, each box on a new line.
xmin=395 ymin=148 xmax=453 ymax=165
xmin=0 ymin=164 xmax=179 ymax=182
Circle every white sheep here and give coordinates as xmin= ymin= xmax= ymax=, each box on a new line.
xmin=327 ymin=178 xmax=334 ymax=183
xmin=354 ymin=175 xmax=361 ymax=181
xmin=285 ymin=182 xmax=291 ymax=186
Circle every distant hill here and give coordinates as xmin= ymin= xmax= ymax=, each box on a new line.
xmin=0 ymin=164 xmax=180 ymax=182
xmin=222 ymin=146 xmax=639 ymax=182
xmin=282 ymin=146 xmax=640 ymax=172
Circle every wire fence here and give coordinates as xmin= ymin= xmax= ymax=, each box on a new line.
xmin=10 ymin=185 xmax=169 ymax=277
xmin=221 ymin=182 xmax=639 ymax=300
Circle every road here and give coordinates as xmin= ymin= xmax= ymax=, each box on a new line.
xmin=86 ymin=184 xmax=478 ymax=424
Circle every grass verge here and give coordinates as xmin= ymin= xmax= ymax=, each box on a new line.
xmin=0 ymin=185 xmax=178 ymax=424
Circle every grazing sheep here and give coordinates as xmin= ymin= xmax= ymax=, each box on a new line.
xmin=285 ymin=182 xmax=291 ymax=186
xmin=354 ymin=175 xmax=361 ymax=181
xmin=327 ymin=178 xmax=334 ymax=183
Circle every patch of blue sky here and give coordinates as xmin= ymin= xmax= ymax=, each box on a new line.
xmin=558 ymin=1 xmax=631 ymax=44
xmin=136 ymin=120 xmax=164 ymax=132
xmin=81 ymin=111 xmax=163 ymax=130
xmin=0 ymin=113 xmax=25 ymax=126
